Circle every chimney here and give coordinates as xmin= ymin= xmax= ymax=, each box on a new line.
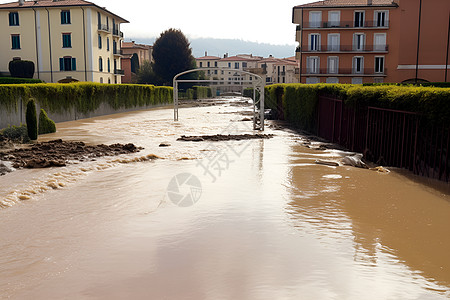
xmin=19 ymin=0 xmax=24 ymax=5
xmin=367 ymin=0 xmax=372 ymax=5
xmin=205 ymin=51 xmax=208 ymax=56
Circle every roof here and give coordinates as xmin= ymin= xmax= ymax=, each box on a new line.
xmin=221 ymin=55 xmax=262 ymax=62
xmin=196 ymin=56 xmax=221 ymax=60
xmin=295 ymin=0 xmax=397 ymax=8
xmin=0 ymin=0 xmax=129 ymax=23
xmin=122 ymin=42 xmax=152 ymax=50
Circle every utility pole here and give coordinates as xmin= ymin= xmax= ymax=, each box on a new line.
xmin=415 ymin=0 xmax=423 ymax=84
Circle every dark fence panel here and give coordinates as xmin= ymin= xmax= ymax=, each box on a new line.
xmin=317 ymin=95 xmax=449 ymax=182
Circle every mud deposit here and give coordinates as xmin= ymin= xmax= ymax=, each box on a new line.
xmin=0 ymin=139 xmax=142 ymax=171
xmin=177 ymin=133 xmax=274 ymax=142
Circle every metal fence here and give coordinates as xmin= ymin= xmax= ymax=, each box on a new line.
xmin=317 ymin=95 xmax=449 ymax=182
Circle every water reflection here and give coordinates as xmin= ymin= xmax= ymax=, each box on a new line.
xmin=286 ymin=143 xmax=450 ymax=296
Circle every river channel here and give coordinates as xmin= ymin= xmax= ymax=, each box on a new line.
xmin=0 ymin=98 xmax=449 ymax=299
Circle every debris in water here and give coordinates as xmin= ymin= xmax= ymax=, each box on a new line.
xmin=177 ymin=134 xmax=274 ymax=142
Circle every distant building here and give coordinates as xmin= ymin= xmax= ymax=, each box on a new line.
xmin=121 ymin=41 xmax=153 ymax=83
xmin=195 ymin=53 xmax=299 ymax=93
xmin=293 ymin=0 xmax=450 ymax=84
xmin=0 ymin=0 xmax=128 ymax=83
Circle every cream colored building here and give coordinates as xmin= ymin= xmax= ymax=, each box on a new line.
xmin=0 ymin=0 xmax=128 ymax=83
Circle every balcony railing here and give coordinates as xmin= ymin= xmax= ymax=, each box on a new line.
xmin=113 ymin=29 xmax=124 ymax=37
xmin=305 ymin=68 xmax=387 ymax=75
xmin=299 ymin=20 xmax=389 ymax=29
xmin=98 ymin=24 xmax=110 ymax=32
xmin=113 ymin=48 xmax=123 ymax=55
xmin=298 ymin=44 xmax=389 ymax=53
xmin=114 ymin=69 xmax=125 ymax=75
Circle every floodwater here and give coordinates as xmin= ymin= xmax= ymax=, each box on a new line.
xmin=0 ymin=98 xmax=449 ymax=299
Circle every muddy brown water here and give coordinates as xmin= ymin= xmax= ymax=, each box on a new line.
xmin=0 ymin=98 xmax=449 ymax=299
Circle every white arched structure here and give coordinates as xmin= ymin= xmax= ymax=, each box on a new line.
xmin=173 ymin=68 xmax=265 ymax=131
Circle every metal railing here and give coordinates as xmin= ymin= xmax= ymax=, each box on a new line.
xmin=98 ymin=24 xmax=110 ymax=32
xmin=113 ymin=48 xmax=123 ymax=55
xmin=300 ymin=20 xmax=389 ymax=29
xmin=298 ymin=45 xmax=389 ymax=53
xmin=305 ymin=68 xmax=387 ymax=75
xmin=114 ymin=69 xmax=125 ymax=75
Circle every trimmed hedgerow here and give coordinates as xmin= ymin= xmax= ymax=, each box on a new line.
xmin=192 ymin=86 xmax=212 ymax=99
xmin=0 ymin=77 xmax=43 ymax=84
xmin=0 ymin=83 xmax=173 ymax=115
xmin=265 ymin=84 xmax=450 ymax=128
xmin=38 ymin=109 xmax=56 ymax=135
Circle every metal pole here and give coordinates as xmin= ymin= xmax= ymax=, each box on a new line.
xmin=415 ymin=0 xmax=423 ymax=84
xmin=260 ymin=83 xmax=265 ymax=131
xmin=445 ymin=12 xmax=450 ymax=82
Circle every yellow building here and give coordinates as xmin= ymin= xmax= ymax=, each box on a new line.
xmin=0 ymin=0 xmax=128 ymax=83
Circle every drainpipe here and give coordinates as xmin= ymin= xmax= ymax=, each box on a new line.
xmin=299 ymin=8 xmax=304 ymax=83
xmin=81 ymin=7 xmax=88 ymax=81
xmin=32 ymin=8 xmax=40 ymax=79
xmin=414 ymin=0 xmax=422 ymax=84
xmin=45 ymin=8 xmax=53 ymax=83
xmin=445 ymin=13 xmax=450 ymax=82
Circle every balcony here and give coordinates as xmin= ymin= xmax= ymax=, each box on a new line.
xmin=114 ymin=69 xmax=125 ymax=75
xmin=113 ymin=48 xmax=123 ymax=56
xmin=98 ymin=24 xmax=110 ymax=33
xmin=304 ymin=68 xmax=387 ymax=76
xmin=298 ymin=44 xmax=389 ymax=53
xmin=113 ymin=28 xmax=124 ymax=38
xmin=300 ymin=20 xmax=389 ymax=30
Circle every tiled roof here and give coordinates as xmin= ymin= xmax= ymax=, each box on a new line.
xmin=0 ymin=0 xmax=128 ymax=22
xmin=122 ymin=42 xmax=152 ymax=50
xmin=196 ymin=56 xmax=221 ymax=60
xmin=220 ymin=55 xmax=261 ymax=62
xmin=296 ymin=0 xmax=397 ymax=8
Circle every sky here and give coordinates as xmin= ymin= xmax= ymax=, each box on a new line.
xmin=0 ymin=0 xmax=312 ymax=45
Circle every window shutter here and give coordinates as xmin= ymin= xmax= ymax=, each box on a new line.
xmin=61 ymin=11 xmax=64 ymax=24
xmin=60 ymin=58 xmax=64 ymax=71
xmin=9 ymin=13 xmax=13 ymax=26
xmin=71 ymin=58 xmax=76 ymax=71
xmin=67 ymin=12 xmax=70 ymax=24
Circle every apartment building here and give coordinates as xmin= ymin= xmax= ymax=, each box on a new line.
xmin=0 ymin=0 xmax=128 ymax=83
xmin=196 ymin=54 xmax=300 ymax=92
xmin=293 ymin=0 xmax=450 ymax=84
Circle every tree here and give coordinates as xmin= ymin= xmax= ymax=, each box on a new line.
xmin=131 ymin=53 xmax=139 ymax=73
xmin=152 ymin=28 xmax=196 ymax=85
xmin=134 ymin=60 xmax=160 ymax=84
xmin=26 ymin=98 xmax=38 ymax=140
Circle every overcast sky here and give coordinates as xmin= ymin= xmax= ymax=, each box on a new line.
xmin=0 ymin=0 xmax=312 ymax=45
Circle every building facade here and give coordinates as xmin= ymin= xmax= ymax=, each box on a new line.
xmin=196 ymin=54 xmax=300 ymax=93
xmin=293 ymin=0 xmax=450 ymax=84
xmin=0 ymin=0 xmax=128 ymax=83
xmin=121 ymin=41 xmax=153 ymax=83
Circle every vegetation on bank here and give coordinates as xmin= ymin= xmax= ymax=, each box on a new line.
xmin=265 ymin=84 xmax=450 ymax=130
xmin=25 ymin=99 xmax=38 ymax=140
xmin=38 ymin=109 xmax=56 ymax=135
xmin=0 ymin=82 xmax=173 ymax=114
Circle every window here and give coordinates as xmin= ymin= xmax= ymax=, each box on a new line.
xmin=9 ymin=12 xmax=19 ymax=26
xmin=228 ymin=63 xmax=231 ymax=68
xmin=353 ymin=33 xmax=365 ymax=51
xmin=98 ymin=34 xmax=102 ymax=49
xmin=374 ymin=33 xmax=386 ymax=51
xmin=99 ymin=57 xmax=103 ymax=72
xmin=235 ymin=62 xmax=239 ymax=69
xmin=375 ymin=57 xmax=384 ymax=73
xmin=199 ymin=62 xmax=203 ymax=67
xmin=61 ymin=10 xmax=70 ymax=24
xmin=375 ymin=11 xmax=388 ymax=27
xmin=215 ymin=62 xmax=218 ymax=67
xmin=309 ymin=34 xmax=320 ymax=51
xmin=59 ymin=57 xmax=76 ymax=71
xmin=327 ymin=56 xmax=338 ymax=74
xmin=309 ymin=11 xmax=322 ymax=28
xmin=306 ymin=77 xmax=320 ymax=84
xmin=242 ymin=62 xmax=247 ymax=68
xmin=353 ymin=57 xmax=364 ymax=74
xmin=97 ymin=12 xmax=101 ymax=28
xmin=107 ymin=58 xmax=110 ymax=72
xmin=328 ymin=11 xmax=340 ymax=27
xmin=62 ymin=33 xmax=71 ymax=48
xmin=307 ymin=57 xmax=320 ymax=74
xmin=214 ymin=70 xmax=218 ymax=75
xmin=11 ymin=35 xmax=20 ymax=49
xmin=352 ymin=77 xmax=363 ymax=84
xmin=374 ymin=77 xmax=384 ymax=83
xmin=326 ymin=77 xmax=339 ymax=84
xmin=327 ymin=34 xmax=340 ymax=51
xmin=107 ymin=38 xmax=110 ymax=51
xmin=354 ymin=11 xmax=365 ymax=28
xmin=100 ymin=77 xmax=103 ymax=83
xmin=207 ymin=62 xmax=210 ymax=67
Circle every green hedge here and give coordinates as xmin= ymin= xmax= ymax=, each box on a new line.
xmin=193 ymin=86 xmax=212 ymax=99
xmin=0 ymin=77 xmax=43 ymax=84
xmin=265 ymin=84 xmax=450 ymax=129
xmin=38 ymin=109 xmax=56 ymax=135
xmin=0 ymin=82 xmax=173 ymax=114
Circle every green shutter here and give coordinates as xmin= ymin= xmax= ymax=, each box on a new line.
xmin=71 ymin=58 xmax=76 ymax=71
xmin=60 ymin=58 xmax=64 ymax=71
